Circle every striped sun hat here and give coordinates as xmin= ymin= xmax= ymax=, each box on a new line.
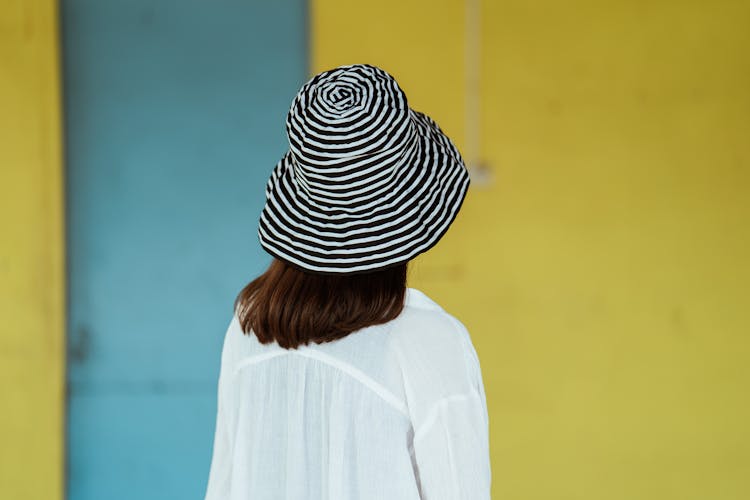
xmin=257 ymin=63 xmax=470 ymax=275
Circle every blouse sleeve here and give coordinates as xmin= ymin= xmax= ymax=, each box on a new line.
xmin=204 ymin=318 xmax=238 ymax=500
xmin=402 ymin=314 xmax=492 ymax=500
xmin=410 ymin=390 xmax=491 ymax=500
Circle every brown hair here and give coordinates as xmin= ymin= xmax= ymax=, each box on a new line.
xmin=234 ymin=258 xmax=408 ymax=349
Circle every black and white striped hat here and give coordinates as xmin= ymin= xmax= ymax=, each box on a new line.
xmin=258 ymin=64 xmax=470 ymax=275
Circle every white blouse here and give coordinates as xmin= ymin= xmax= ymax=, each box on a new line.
xmin=204 ymin=287 xmax=491 ymax=500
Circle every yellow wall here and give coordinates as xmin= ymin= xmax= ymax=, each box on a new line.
xmin=312 ymin=1 xmax=750 ymax=499
xmin=0 ymin=1 xmax=65 ymax=499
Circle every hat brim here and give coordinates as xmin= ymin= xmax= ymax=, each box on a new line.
xmin=257 ymin=108 xmax=470 ymax=275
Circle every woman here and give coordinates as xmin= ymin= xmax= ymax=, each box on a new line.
xmin=205 ymin=64 xmax=491 ymax=499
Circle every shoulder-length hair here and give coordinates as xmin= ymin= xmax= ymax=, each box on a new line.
xmin=234 ymin=258 xmax=408 ymax=349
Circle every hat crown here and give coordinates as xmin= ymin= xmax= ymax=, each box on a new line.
xmin=284 ymin=64 xmax=418 ymax=204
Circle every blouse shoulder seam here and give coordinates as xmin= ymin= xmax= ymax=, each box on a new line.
xmin=411 ymin=391 xmax=482 ymax=446
xmin=232 ymin=349 xmax=410 ymax=419
xmin=294 ymin=348 xmax=410 ymax=418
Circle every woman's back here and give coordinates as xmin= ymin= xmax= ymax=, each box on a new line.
xmin=205 ymin=287 xmax=490 ymax=500
xmin=206 ymin=63 xmax=489 ymax=499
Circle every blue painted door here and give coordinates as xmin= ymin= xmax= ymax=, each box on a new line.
xmin=62 ymin=2 xmax=306 ymax=498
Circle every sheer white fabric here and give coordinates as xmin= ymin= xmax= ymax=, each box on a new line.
xmin=204 ymin=287 xmax=491 ymax=500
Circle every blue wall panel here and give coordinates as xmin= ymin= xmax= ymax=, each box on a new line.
xmin=62 ymin=1 xmax=307 ymax=498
